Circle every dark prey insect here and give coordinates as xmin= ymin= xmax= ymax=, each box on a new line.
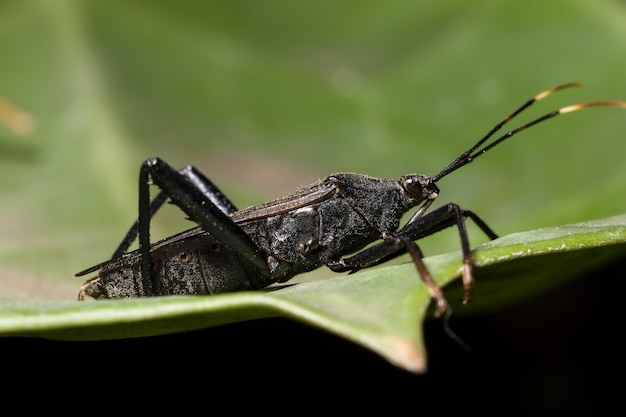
xmin=76 ymin=83 xmax=626 ymax=315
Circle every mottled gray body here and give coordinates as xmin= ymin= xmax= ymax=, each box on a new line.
xmin=80 ymin=228 xmax=264 ymax=299
xmin=236 ymin=173 xmax=415 ymax=280
xmin=79 ymin=173 xmax=425 ymax=299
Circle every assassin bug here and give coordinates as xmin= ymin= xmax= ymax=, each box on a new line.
xmin=76 ymin=83 xmax=626 ymax=316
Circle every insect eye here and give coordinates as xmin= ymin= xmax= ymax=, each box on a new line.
xmin=401 ymin=175 xmax=423 ymax=195
xmin=400 ymin=174 xmax=438 ymax=200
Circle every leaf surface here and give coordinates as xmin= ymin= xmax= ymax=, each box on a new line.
xmin=2 ymin=215 xmax=624 ymax=373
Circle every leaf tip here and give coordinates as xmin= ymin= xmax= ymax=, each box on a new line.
xmin=383 ymin=336 xmax=427 ymax=374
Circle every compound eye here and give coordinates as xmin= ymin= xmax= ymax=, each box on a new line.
xmin=400 ymin=175 xmax=437 ymax=199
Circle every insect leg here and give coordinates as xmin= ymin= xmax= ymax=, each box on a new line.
xmin=329 ymin=204 xmax=498 ymax=306
xmin=112 ymin=166 xmax=239 ymax=259
xmin=112 ymin=190 xmax=167 ymax=259
xmin=137 ymin=157 xmax=270 ymax=295
xmin=327 ymin=235 xmax=442 ymax=304
xmin=403 ymin=237 xmax=448 ymax=316
xmin=329 ymin=236 xmax=448 ymax=315
xmin=401 ymin=204 xmax=498 ymax=304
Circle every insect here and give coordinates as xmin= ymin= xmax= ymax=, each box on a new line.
xmin=76 ymin=83 xmax=626 ymax=316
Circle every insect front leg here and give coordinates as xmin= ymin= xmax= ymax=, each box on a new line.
xmin=403 ymin=204 xmax=498 ymax=303
xmin=328 ymin=204 xmax=498 ymax=312
xmin=136 ymin=157 xmax=270 ymax=295
xmin=327 ymin=235 xmax=448 ymax=315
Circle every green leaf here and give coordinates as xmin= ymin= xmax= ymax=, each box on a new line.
xmin=2 ymin=214 xmax=625 ymax=373
xmin=1 ymin=0 xmax=626 ymax=374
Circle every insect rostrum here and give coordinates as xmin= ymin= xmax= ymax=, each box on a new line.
xmin=76 ymin=83 xmax=626 ymax=317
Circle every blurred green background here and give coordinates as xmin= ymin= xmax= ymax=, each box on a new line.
xmin=1 ymin=0 xmax=625 ymax=300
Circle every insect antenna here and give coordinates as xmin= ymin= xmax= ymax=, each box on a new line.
xmin=432 ymin=83 xmax=626 ymax=183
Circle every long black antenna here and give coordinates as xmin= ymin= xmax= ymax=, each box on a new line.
xmin=432 ymin=83 xmax=626 ymax=183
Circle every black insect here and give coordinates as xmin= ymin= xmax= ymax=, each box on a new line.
xmin=76 ymin=83 xmax=626 ymax=316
